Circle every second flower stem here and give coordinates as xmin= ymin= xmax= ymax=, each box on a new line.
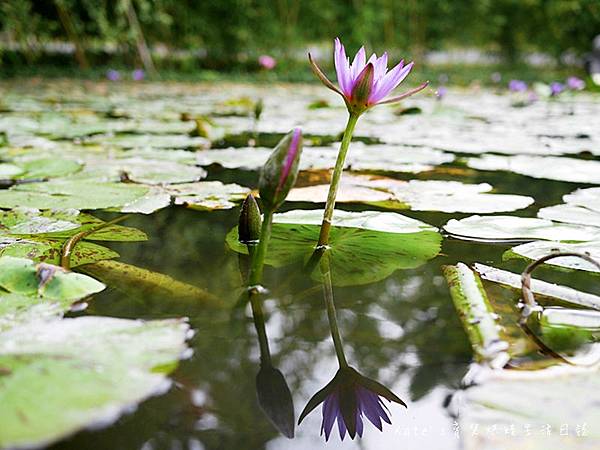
xmin=248 ymin=209 xmax=273 ymax=287
xmin=317 ymin=112 xmax=359 ymax=247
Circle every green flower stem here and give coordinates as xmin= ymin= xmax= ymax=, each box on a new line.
xmin=317 ymin=112 xmax=360 ymax=247
xmin=248 ymin=209 xmax=273 ymax=287
xmin=320 ymin=253 xmax=348 ymax=368
xmin=249 ymin=290 xmax=271 ymax=365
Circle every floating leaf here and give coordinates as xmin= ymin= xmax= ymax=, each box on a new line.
xmin=0 ymin=180 xmax=149 ymax=210
xmin=287 ymin=175 xmax=533 ymax=213
xmin=0 ymin=208 xmax=147 ymax=241
xmin=227 ymin=209 xmax=441 ymax=286
xmin=0 ymin=317 xmax=189 ymax=449
xmin=0 ymin=237 xmax=119 ymax=267
xmin=170 ymin=181 xmax=250 ymax=211
xmin=87 ymin=133 xmax=210 ymax=149
xmin=196 ymin=143 xmax=453 ymax=174
xmin=444 ymin=215 xmax=600 ymax=242
xmin=467 ymin=154 xmax=600 ymax=184
xmin=506 ymin=241 xmax=600 ymax=273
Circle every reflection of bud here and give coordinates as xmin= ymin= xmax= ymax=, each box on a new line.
xmin=259 ymin=128 xmax=303 ymax=212
xmin=298 ymin=366 xmax=406 ymax=441
xmin=256 ymin=363 xmax=295 ymax=438
xmin=238 ymin=194 xmax=262 ymax=244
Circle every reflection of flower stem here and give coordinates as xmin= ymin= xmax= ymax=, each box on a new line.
xmin=317 ymin=113 xmax=359 ymax=247
xmin=250 ymin=290 xmax=271 ymax=365
xmin=320 ymin=253 xmax=348 ymax=368
xmin=248 ymin=209 xmax=273 ymax=287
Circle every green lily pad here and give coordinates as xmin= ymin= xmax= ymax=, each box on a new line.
xmin=0 ymin=208 xmax=147 ymax=241
xmin=467 ymin=154 xmax=600 ymax=184
xmin=444 ymin=215 xmax=600 ymax=242
xmin=227 ymin=209 xmax=441 ymax=286
xmin=0 ymin=237 xmax=119 ymax=267
xmin=0 ymin=180 xmax=149 ymax=210
xmin=169 ymin=181 xmax=250 ymax=211
xmin=0 ymin=316 xmax=190 ymax=449
xmin=287 ymin=175 xmax=533 ymax=213
xmin=0 ymin=256 xmax=104 ymax=301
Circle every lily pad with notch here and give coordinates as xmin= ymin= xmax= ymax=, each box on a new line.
xmin=227 ymin=209 xmax=442 ymax=286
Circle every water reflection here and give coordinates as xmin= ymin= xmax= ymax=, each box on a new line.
xmin=297 ymin=253 xmax=406 ymax=441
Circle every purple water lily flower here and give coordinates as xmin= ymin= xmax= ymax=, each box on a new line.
xmin=550 ymin=81 xmax=565 ymax=96
xmin=508 ymin=79 xmax=527 ymax=92
xmin=309 ymin=38 xmax=428 ymax=115
xmin=566 ymin=76 xmax=585 ymax=91
xmin=258 ymin=55 xmax=276 ymax=70
xmin=132 ymin=69 xmax=145 ymax=81
xmin=436 ymin=86 xmax=448 ymax=100
xmin=298 ymin=366 xmax=406 ymax=441
xmin=106 ymin=69 xmax=120 ymax=81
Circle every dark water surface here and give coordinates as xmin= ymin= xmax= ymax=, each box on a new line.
xmin=46 ymin=170 xmax=591 ymax=450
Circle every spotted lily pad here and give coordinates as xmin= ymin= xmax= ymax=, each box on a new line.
xmin=287 ymin=174 xmax=533 ymax=213
xmin=227 ymin=209 xmax=441 ymax=286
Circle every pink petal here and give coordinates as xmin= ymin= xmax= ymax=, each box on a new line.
xmin=373 ymin=52 xmax=388 ymax=80
xmin=334 ymin=38 xmax=352 ymax=96
xmin=370 ymin=61 xmax=413 ymax=104
xmin=350 ymin=47 xmax=366 ymax=84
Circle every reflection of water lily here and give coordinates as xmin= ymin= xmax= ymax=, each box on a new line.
xmin=298 ymin=366 xmax=406 ymax=441
xmin=309 ymin=38 xmax=427 ymax=115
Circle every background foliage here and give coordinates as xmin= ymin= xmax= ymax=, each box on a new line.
xmin=1 ymin=0 xmax=599 ymax=70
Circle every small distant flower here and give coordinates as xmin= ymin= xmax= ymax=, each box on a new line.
xmin=566 ymin=76 xmax=585 ymax=91
xmin=528 ymin=91 xmax=538 ymax=103
xmin=298 ymin=366 xmax=406 ymax=441
xmin=508 ymin=79 xmax=527 ymax=92
xmin=106 ymin=69 xmax=120 ymax=81
xmin=436 ymin=86 xmax=447 ymax=100
xmin=132 ymin=69 xmax=145 ymax=81
xmin=258 ymin=55 xmax=277 ymax=70
xmin=550 ymin=81 xmax=565 ymax=96
xmin=309 ymin=38 xmax=428 ymax=115
xmin=491 ymin=72 xmax=502 ymax=83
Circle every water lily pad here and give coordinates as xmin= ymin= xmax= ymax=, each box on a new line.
xmin=0 ymin=208 xmax=147 ymax=241
xmin=0 ymin=256 xmax=104 ymax=301
xmin=227 ymin=209 xmax=441 ymax=286
xmin=506 ymin=241 xmax=600 ymax=273
xmin=287 ymin=175 xmax=533 ymax=213
xmin=196 ymin=143 xmax=454 ymax=174
xmin=89 ymin=133 xmax=209 ymax=149
xmin=0 ymin=316 xmax=190 ymax=449
xmin=460 ymin=367 xmax=600 ymax=449
xmin=444 ymin=215 xmax=600 ymax=242
xmin=538 ymin=204 xmax=600 ymax=228
xmin=467 ymin=154 xmax=600 ymax=184
xmin=169 ymin=181 xmax=250 ymax=211
xmin=0 ymin=180 xmax=149 ymax=210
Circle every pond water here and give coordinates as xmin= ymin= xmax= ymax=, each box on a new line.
xmin=1 ymin=80 xmax=599 ymax=450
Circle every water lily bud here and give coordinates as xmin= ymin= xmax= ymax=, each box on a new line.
xmin=238 ymin=194 xmax=262 ymax=244
xmin=259 ymin=128 xmax=303 ymax=212
xmin=256 ymin=364 xmax=295 ymax=438
xmin=348 ymin=63 xmax=374 ymax=114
